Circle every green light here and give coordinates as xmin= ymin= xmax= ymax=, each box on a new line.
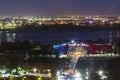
xmin=36 ymin=77 xmax=43 ymax=80
xmin=32 ymin=45 xmax=41 ymax=51
xmin=21 ymin=76 xmax=27 ymax=80
xmin=11 ymin=69 xmax=17 ymax=73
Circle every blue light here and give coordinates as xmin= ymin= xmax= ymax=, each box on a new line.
xmin=71 ymin=40 xmax=75 ymax=43
xmin=53 ymin=45 xmax=59 ymax=49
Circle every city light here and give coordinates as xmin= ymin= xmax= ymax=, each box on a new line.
xmin=33 ymin=68 xmax=37 ymax=73
xmin=71 ymin=40 xmax=75 ymax=43
xmin=97 ymin=70 xmax=108 ymax=80
xmin=98 ymin=70 xmax=104 ymax=76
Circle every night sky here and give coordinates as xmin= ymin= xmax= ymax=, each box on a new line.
xmin=0 ymin=0 xmax=119 ymax=16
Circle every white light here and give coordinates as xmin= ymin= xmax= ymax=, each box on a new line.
xmin=101 ymin=75 xmax=108 ymax=79
xmin=61 ymin=43 xmax=67 ymax=46
xmin=71 ymin=40 xmax=75 ymax=43
xmin=98 ymin=70 xmax=103 ymax=76
xmin=33 ymin=68 xmax=37 ymax=73
xmin=2 ymin=73 xmax=10 ymax=78
xmin=75 ymin=72 xmax=80 ymax=77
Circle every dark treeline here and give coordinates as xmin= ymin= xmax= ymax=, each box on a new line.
xmin=0 ymin=40 xmax=31 ymax=52
xmin=0 ymin=38 xmax=120 ymax=54
xmin=0 ymin=40 xmax=55 ymax=55
xmin=6 ymin=23 xmax=120 ymax=32
xmin=106 ymin=57 xmax=120 ymax=80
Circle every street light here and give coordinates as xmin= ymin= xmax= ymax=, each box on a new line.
xmin=33 ymin=68 xmax=37 ymax=73
xmin=97 ymin=70 xmax=108 ymax=80
xmin=97 ymin=70 xmax=103 ymax=76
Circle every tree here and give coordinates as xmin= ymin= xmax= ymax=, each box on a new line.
xmin=106 ymin=57 xmax=120 ymax=80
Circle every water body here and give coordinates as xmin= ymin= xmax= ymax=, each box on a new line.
xmin=0 ymin=30 xmax=120 ymax=43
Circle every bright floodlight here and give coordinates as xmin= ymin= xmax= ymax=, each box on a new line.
xmin=71 ymin=40 xmax=75 ymax=43
xmin=57 ymin=70 xmax=82 ymax=80
xmin=98 ymin=70 xmax=103 ymax=76
xmin=97 ymin=70 xmax=108 ymax=80
xmin=33 ymin=68 xmax=37 ymax=73
xmin=75 ymin=72 xmax=81 ymax=77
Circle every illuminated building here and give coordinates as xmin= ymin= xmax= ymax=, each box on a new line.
xmin=55 ymin=40 xmax=119 ymax=80
xmin=56 ymin=41 xmax=87 ymax=80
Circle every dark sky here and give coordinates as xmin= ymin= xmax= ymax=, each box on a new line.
xmin=0 ymin=0 xmax=119 ymax=16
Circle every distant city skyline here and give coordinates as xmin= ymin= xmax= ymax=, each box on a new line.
xmin=0 ymin=0 xmax=120 ymax=16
